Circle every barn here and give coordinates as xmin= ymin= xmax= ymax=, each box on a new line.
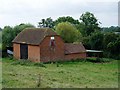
xmin=12 ymin=28 xmax=86 ymax=62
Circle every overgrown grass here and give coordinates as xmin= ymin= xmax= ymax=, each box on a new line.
xmin=0 ymin=58 xmax=2 ymax=90
xmin=2 ymin=57 xmax=118 ymax=88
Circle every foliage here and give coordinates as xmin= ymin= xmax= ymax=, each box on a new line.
xmin=55 ymin=16 xmax=80 ymax=26
xmin=38 ymin=17 xmax=54 ymax=28
xmin=2 ymin=23 xmax=35 ymax=49
xmin=55 ymin=22 xmax=82 ymax=43
xmin=38 ymin=16 xmax=80 ymax=29
xmin=80 ymin=12 xmax=101 ymax=36
xmin=2 ymin=26 xmax=14 ymax=49
xmin=102 ymin=32 xmax=120 ymax=59
xmin=82 ymin=31 xmax=104 ymax=50
xmin=103 ymin=32 xmax=118 ymax=49
xmin=102 ymin=26 xmax=120 ymax=32
xmin=82 ymin=36 xmax=91 ymax=49
xmin=89 ymin=32 xmax=104 ymax=50
xmin=106 ymin=35 xmax=120 ymax=59
xmin=76 ymin=22 xmax=85 ymax=36
xmin=86 ymin=57 xmax=113 ymax=63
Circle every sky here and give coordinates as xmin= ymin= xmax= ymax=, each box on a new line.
xmin=0 ymin=0 xmax=119 ymax=28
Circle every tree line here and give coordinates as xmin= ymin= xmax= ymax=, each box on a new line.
xmin=1 ymin=12 xmax=120 ymax=59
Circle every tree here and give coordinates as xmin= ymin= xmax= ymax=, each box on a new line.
xmin=55 ymin=22 xmax=81 ymax=43
xmin=2 ymin=26 xmax=14 ymax=49
xmin=107 ymin=36 xmax=120 ymax=59
xmin=38 ymin=17 xmax=54 ymax=28
xmin=82 ymin=36 xmax=91 ymax=49
xmin=55 ymin=16 xmax=80 ymax=26
xmin=89 ymin=32 xmax=104 ymax=50
xmin=76 ymin=22 xmax=86 ymax=36
xmin=80 ymin=12 xmax=101 ymax=36
xmin=103 ymin=33 xmax=120 ymax=59
xmin=103 ymin=32 xmax=118 ymax=50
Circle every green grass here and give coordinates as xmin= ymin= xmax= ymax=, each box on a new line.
xmin=2 ymin=58 xmax=118 ymax=88
xmin=0 ymin=58 xmax=2 ymax=90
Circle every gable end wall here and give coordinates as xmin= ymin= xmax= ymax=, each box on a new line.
xmin=40 ymin=36 xmax=64 ymax=62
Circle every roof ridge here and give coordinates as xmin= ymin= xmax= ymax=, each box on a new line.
xmin=44 ymin=28 xmax=48 ymax=36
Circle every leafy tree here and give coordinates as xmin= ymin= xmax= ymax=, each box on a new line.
xmin=102 ymin=26 xmax=120 ymax=32
xmin=76 ymin=22 xmax=86 ymax=36
xmin=107 ymin=36 xmax=120 ymax=59
xmin=55 ymin=16 xmax=80 ymax=26
xmin=55 ymin=22 xmax=81 ymax=43
xmin=89 ymin=32 xmax=104 ymax=50
xmin=82 ymin=36 xmax=91 ymax=49
xmin=2 ymin=26 xmax=14 ymax=49
xmin=80 ymin=12 xmax=101 ymax=36
xmin=38 ymin=17 xmax=54 ymax=28
xmin=103 ymin=33 xmax=120 ymax=59
xmin=103 ymin=32 xmax=118 ymax=50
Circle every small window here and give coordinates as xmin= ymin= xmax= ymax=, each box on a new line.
xmin=51 ymin=36 xmax=54 ymax=40
xmin=50 ymin=36 xmax=55 ymax=47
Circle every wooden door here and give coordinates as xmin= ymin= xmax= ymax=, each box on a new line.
xmin=20 ymin=44 xmax=28 ymax=59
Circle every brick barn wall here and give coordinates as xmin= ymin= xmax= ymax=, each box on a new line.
xmin=13 ymin=43 xmax=20 ymax=59
xmin=65 ymin=53 xmax=86 ymax=60
xmin=40 ymin=36 xmax=64 ymax=62
xmin=28 ymin=45 xmax=40 ymax=62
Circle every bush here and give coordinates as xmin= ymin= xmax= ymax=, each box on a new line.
xmin=86 ymin=57 xmax=112 ymax=63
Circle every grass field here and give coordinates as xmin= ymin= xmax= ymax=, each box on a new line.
xmin=2 ymin=58 xmax=118 ymax=88
xmin=0 ymin=58 xmax=2 ymax=90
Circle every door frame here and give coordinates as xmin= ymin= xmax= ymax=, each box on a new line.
xmin=20 ymin=44 xmax=28 ymax=59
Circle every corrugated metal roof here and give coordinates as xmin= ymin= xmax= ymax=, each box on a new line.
xmin=86 ymin=50 xmax=103 ymax=53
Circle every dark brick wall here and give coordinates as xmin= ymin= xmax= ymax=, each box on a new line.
xmin=65 ymin=53 xmax=86 ymax=60
xmin=40 ymin=36 xmax=64 ymax=62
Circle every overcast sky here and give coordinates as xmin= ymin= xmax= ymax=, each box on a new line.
xmin=0 ymin=0 xmax=119 ymax=28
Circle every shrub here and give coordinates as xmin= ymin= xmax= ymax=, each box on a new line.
xmin=86 ymin=57 xmax=112 ymax=63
